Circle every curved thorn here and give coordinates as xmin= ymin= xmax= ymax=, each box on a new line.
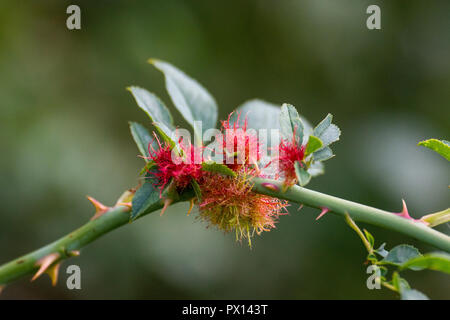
xmin=116 ymin=202 xmax=132 ymax=209
xmin=68 ymin=250 xmax=80 ymax=257
xmin=394 ymin=199 xmax=411 ymax=219
xmin=115 ymin=189 xmax=135 ymax=207
xmin=87 ymin=196 xmax=111 ymax=220
xmin=160 ymin=198 xmax=173 ymax=216
xmin=393 ymin=199 xmax=428 ymax=225
xmin=316 ymin=207 xmax=329 ymax=220
xmin=187 ymin=198 xmax=195 ymax=216
xmin=31 ymin=253 xmax=60 ymax=282
xmin=87 ymin=196 xmax=109 ymax=212
xmin=47 ymin=263 xmax=61 ymax=287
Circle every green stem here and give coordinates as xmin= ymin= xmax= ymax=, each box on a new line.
xmin=251 ymin=178 xmax=450 ymax=252
xmin=0 ymin=205 xmax=139 ymax=286
xmin=344 ymin=213 xmax=373 ymax=254
xmin=382 ymin=281 xmax=397 ymax=292
xmin=1 ymin=178 xmax=449 ymax=288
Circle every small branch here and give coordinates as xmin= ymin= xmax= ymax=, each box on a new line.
xmin=381 ymin=281 xmax=397 ymax=292
xmin=0 ymin=205 xmax=137 ymax=286
xmin=252 ymin=177 xmax=450 ymax=252
xmin=1 ymin=177 xmax=449 ymax=289
xmin=344 ymin=213 xmax=373 ymax=254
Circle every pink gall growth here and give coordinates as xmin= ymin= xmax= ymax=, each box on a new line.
xmin=220 ymin=112 xmax=260 ymax=172
xmin=145 ymin=134 xmax=204 ymax=194
xmin=278 ymin=137 xmax=306 ymax=187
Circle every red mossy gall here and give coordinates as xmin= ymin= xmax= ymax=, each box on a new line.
xmin=278 ymin=135 xmax=306 ymax=187
xmin=145 ymin=134 xmax=204 ymax=194
xmin=220 ymin=112 xmax=260 ymax=172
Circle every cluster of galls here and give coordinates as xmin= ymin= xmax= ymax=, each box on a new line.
xmin=143 ymin=113 xmax=310 ymax=247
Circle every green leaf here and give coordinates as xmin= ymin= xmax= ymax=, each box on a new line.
xmin=201 ymin=161 xmax=237 ymax=177
xmin=127 ymin=86 xmax=175 ymax=145
xmin=367 ymin=253 xmax=378 ymax=264
xmin=310 ymin=114 xmax=339 ymax=162
xmin=305 ymin=136 xmax=323 ymax=155
xmin=294 ymin=161 xmax=311 ymax=186
xmin=391 ymin=272 xmax=428 ymax=301
xmin=313 ymin=113 xmax=341 ymax=147
xmin=314 ymin=113 xmax=332 ymax=137
xmin=312 ymin=146 xmax=334 ymax=161
xmin=307 ymin=161 xmax=324 ymax=177
xmin=153 ymin=121 xmax=178 ymax=149
xmin=321 ymin=123 xmax=340 ymax=146
xmin=131 ymin=180 xmax=162 ymax=220
xmin=234 ymin=99 xmax=281 ymax=131
xmin=375 ymin=243 xmax=389 ymax=258
xmin=149 ymin=59 xmax=218 ymax=143
xmin=379 ymin=266 xmax=388 ymax=278
xmin=401 ymin=289 xmax=429 ymax=300
xmin=381 ymin=244 xmax=421 ymax=267
xmin=280 ymin=104 xmax=304 ymax=145
xmin=392 ymin=272 xmax=410 ymax=292
xmin=418 ymin=138 xmax=450 ymax=161
xmin=400 ymin=252 xmax=450 ymax=274
xmin=233 ymin=99 xmax=281 ymax=148
xmin=129 ymin=121 xmax=155 ymax=161
xmin=191 ymin=179 xmax=202 ymax=202
xmin=233 ymin=99 xmax=313 ymax=148
xmin=363 ymin=229 xmax=375 ymax=248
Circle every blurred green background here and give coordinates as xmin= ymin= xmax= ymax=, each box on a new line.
xmin=0 ymin=0 xmax=449 ymax=299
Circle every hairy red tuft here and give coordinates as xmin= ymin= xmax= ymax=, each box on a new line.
xmin=146 ymin=135 xmax=203 ymax=194
xmin=220 ymin=112 xmax=260 ymax=172
xmin=278 ymin=137 xmax=305 ymax=187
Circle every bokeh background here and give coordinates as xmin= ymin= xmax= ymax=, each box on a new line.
xmin=0 ymin=0 xmax=449 ymax=299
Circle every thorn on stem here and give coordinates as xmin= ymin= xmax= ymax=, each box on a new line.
xmin=46 ymin=263 xmax=61 ymax=286
xmin=392 ymin=199 xmax=428 ymax=225
xmin=160 ymin=198 xmax=173 ymax=216
xmin=115 ymin=189 xmax=135 ymax=207
xmin=316 ymin=207 xmax=329 ymax=220
xmin=116 ymin=202 xmax=132 ymax=209
xmin=31 ymin=253 xmax=60 ymax=284
xmin=87 ymin=196 xmax=111 ymax=220
xmin=393 ymin=199 xmax=412 ymax=219
xmin=187 ymin=198 xmax=195 ymax=216
xmin=68 ymin=250 xmax=80 ymax=257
